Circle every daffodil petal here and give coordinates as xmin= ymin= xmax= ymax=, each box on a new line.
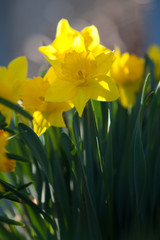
xmin=81 ymin=25 xmax=100 ymax=50
xmin=0 ymin=67 xmax=7 ymax=82
xmin=53 ymin=36 xmax=73 ymax=54
xmin=45 ymin=80 xmax=76 ymax=102
xmin=56 ymin=19 xmax=79 ymax=37
xmin=44 ymin=67 xmax=58 ymax=85
xmin=72 ymin=35 xmax=86 ymax=53
xmin=43 ymin=103 xmax=68 ymax=127
xmin=21 ymin=77 xmax=49 ymax=112
xmin=0 ymin=106 xmax=12 ymax=128
xmin=8 ymin=56 xmax=27 ymax=81
xmin=95 ymin=51 xmax=115 ymax=75
xmin=0 ymin=130 xmax=16 ymax=172
xmin=33 ymin=111 xmax=50 ymax=136
xmin=45 ymin=59 xmax=65 ymax=80
xmin=4 ymin=109 xmax=13 ymax=126
xmin=39 ymin=45 xmax=57 ymax=59
xmin=118 ymin=86 xmax=136 ymax=108
xmin=87 ymin=75 xmax=119 ymax=102
xmin=72 ymin=86 xmax=90 ymax=117
xmin=33 ymin=102 xmax=72 ymax=135
xmin=47 ymin=110 xmax=66 ymax=127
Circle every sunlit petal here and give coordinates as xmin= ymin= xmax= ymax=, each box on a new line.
xmin=96 ymin=51 xmax=115 ymax=75
xmin=45 ymin=80 xmax=76 ymax=102
xmin=81 ymin=25 xmax=100 ymax=50
xmin=88 ymin=75 xmax=119 ymax=101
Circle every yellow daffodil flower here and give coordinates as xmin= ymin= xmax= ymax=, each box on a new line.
xmin=21 ymin=75 xmax=73 ymax=136
xmin=0 ymin=57 xmax=28 ymax=124
xmin=39 ymin=18 xmax=106 ymax=60
xmin=147 ymin=44 xmax=160 ymax=82
xmin=39 ymin=19 xmax=119 ymax=116
xmin=45 ymin=36 xmax=119 ymax=116
xmin=0 ymin=130 xmax=16 ymax=172
xmin=110 ymin=49 xmax=144 ymax=108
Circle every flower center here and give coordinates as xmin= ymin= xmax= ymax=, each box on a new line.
xmin=78 ymin=70 xmax=83 ymax=79
xmin=61 ymin=51 xmax=97 ymax=86
xmin=74 ymin=70 xmax=86 ymax=86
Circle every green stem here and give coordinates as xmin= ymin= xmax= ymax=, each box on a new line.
xmin=89 ymin=101 xmax=114 ymax=240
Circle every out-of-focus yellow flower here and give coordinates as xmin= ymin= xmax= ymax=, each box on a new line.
xmin=110 ymin=49 xmax=144 ymax=108
xmin=147 ymin=45 xmax=160 ymax=82
xmin=39 ymin=18 xmax=106 ymax=60
xmin=0 ymin=57 xmax=28 ymax=124
xmin=45 ymin=36 xmax=119 ymax=116
xmin=21 ymin=75 xmax=73 ymax=136
xmin=0 ymin=130 xmax=16 ymax=172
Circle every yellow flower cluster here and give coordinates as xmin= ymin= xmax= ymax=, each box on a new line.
xmin=0 ymin=19 xmax=150 ymax=136
xmin=21 ymin=19 xmax=119 ymax=135
xmin=0 ymin=130 xmax=16 ymax=172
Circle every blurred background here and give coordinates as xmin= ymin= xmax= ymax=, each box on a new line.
xmin=0 ymin=0 xmax=159 ymax=77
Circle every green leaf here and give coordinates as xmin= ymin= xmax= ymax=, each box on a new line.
xmin=24 ymin=205 xmax=48 ymax=239
xmin=141 ymin=73 xmax=151 ymax=105
xmin=0 ymin=216 xmax=25 ymax=226
xmin=0 ymin=182 xmax=32 ymax=200
xmin=0 ymin=179 xmax=57 ymax=232
xmin=46 ymin=130 xmax=71 ymax=237
xmin=18 ymin=123 xmax=49 ymax=178
xmin=73 ymin=112 xmax=81 ymax=152
xmin=6 ymin=153 xmax=30 ymax=163
xmin=129 ymin=112 xmax=146 ymax=210
xmin=134 ymin=125 xmax=146 ymax=206
xmin=73 ymin=159 xmax=102 ymax=240
xmin=0 ymin=97 xmax=33 ymax=120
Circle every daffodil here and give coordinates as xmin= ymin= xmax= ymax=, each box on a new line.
xmin=45 ymin=36 xmax=119 ymax=116
xmin=147 ymin=44 xmax=160 ymax=82
xmin=39 ymin=19 xmax=119 ymax=116
xmin=0 ymin=130 xmax=16 ymax=172
xmin=0 ymin=57 xmax=28 ymax=124
xmin=110 ymin=49 xmax=144 ymax=108
xmin=21 ymin=75 xmax=73 ymax=136
xmin=39 ymin=18 xmax=106 ymax=60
